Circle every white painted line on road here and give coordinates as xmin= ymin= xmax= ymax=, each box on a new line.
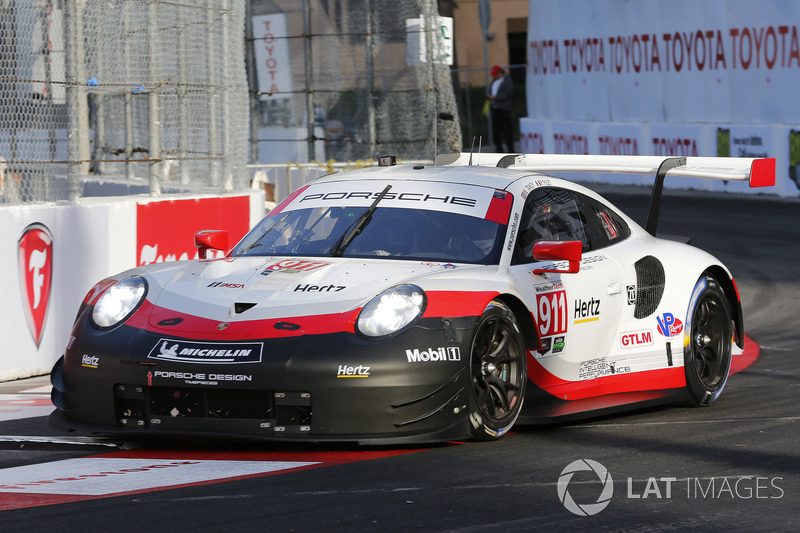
xmin=0 ymin=457 xmax=319 ymax=496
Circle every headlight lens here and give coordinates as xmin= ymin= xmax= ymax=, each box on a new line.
xmin=91 ymin=276 xmax=148 ymax=328
xmin=356 ymin=284 xmax=426 ymax=338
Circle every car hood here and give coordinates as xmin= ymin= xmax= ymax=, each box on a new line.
xmin=146 ymin=256 xmax=465 ymax=327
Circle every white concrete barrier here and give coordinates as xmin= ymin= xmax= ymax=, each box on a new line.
xmin=1 ymin=191 xmax=265 ymax=382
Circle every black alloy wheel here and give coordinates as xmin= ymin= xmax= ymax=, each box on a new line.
xmin=684 ymin=276 xmax=733 ymax=406
xmin=469 ymin=300 xmax=526 ymax=440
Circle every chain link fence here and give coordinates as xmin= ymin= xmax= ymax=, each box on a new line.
xmin=0 ymin=0 xmax=248 ymax=205
xmin=0 ymin=0 xmax=460 ymax=205
xmin=248 ymin=0 xmax=461 ymax=166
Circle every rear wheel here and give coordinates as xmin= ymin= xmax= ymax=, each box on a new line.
xmin=468 ymin=300 xmax=526 ymax=440
xmin=684 ymin=276 xmax=732 ymax=406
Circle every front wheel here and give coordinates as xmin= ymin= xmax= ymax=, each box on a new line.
xmin=468 ymin=300 xmax=526 ymax=440
xmin=684 ymin=276 xmax=733 ymax=406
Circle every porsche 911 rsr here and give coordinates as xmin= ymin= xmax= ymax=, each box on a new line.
xmin=49 ymin=153 xmax=775 ymax=443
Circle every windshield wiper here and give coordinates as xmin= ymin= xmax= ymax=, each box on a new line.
xmin=330 ymin=184 xmax=392 ymax=257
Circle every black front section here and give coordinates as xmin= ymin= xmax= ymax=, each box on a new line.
xmin=50 ymin=314 xmax=479 ymax=444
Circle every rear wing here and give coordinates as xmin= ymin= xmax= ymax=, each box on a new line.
xmin=435 ymin=153 xmax=776 ymax=236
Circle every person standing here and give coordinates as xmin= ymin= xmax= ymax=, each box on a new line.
xmin=487 ymin=65 xmax=515 ymax=153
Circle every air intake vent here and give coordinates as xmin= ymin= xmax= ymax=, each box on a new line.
xmin=233 ymin=302 xmax=257 ymax=314
xmin=634 ymin=256 xmax=665 ymax=319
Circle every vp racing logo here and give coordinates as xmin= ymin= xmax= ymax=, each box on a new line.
xmin=557 ymin=459 xmax=614 ymax=516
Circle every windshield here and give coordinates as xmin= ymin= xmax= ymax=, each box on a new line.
xmin=231 ymin=206 xmax=506 ymax=264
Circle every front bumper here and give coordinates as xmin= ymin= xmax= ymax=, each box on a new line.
xmin=50 ymin=316 xmax=478 ymax=444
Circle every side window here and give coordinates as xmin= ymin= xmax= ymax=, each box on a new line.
xmin=578 ymin=194 xmax=631 ymax=251
xmin=512 ymin=187 xmax=587 ymax=264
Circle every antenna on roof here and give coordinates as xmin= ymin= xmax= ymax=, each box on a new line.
xmin=468 ymin=136 xmax=476 ymax=165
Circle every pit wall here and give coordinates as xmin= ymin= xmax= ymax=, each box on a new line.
xmin=1 ymin=191 xmax=265 ymax=381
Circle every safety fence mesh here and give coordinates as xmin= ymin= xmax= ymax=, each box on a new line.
xmin=0 ymin=0 xmax=248 ymax=204
xmin=249 ymin=0 xmax=461 ymax=165
xmin=0 ymin=0 xmax=460 ymax=205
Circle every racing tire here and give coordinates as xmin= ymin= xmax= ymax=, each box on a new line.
xmin=683 ymin=276 xmax=733 ymax=406
xmin=468 ymin=300 xmax=526 ymax=441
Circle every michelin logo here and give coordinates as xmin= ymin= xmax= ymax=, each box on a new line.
xmin=406 ymin=346 xmax=461 ymax=363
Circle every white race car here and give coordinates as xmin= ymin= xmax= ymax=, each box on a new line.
xmin=50 ymin=153 xmax=775 ymax=443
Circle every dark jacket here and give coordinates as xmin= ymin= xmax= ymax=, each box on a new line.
xmin=490 ymin=74 xmax=513 ymax=111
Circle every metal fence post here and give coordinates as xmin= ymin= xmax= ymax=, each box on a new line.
xmin=365 ymin=0 xmax=375 ymax=160
xmin=147 ymin=1 xmax=162 ymax=196
xmin=303 ymin=0 xmax=315 ymax=162
xmin=65 ymin=0 xmax=90 ymax=202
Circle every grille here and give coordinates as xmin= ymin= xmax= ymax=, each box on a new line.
xmin=634 ymin=256 xmax=665 ymax=319
xmin=114 ymin=384 xmax=311 ymax=429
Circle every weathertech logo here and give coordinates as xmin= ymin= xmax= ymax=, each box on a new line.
xmin=406 ymin=347 xmax=461 ymax=363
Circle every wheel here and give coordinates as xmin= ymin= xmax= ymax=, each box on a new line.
xmin=684 ymin=276 xmax=733 ymax=406
xmin=468 ymin=300 xmax=527 ymax=440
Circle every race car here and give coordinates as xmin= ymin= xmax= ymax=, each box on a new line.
xmin=49 ymin=153 xmax=775 ymax=443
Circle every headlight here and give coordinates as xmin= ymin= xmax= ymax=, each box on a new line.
xmin=356 ymin=284 xmax=426 ymax=338
xmin=91 ymin=276 xmax=148 ymax=328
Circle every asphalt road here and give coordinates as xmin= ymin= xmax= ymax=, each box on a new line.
xmin=1 ymin=188 xmax=798 ymax=532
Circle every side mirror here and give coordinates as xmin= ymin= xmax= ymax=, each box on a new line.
xmin=194 ymin=230 xmax=229 ymax=259
xmin=532 ymin=240 xmax=582 ymax=275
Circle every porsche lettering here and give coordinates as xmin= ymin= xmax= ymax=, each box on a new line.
xmin=299 ymin=191 xmax=477 ymax=208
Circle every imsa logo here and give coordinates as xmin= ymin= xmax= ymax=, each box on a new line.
xmin=406 ymin=346 xmax=461 ymax=363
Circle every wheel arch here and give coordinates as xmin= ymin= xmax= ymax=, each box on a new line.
xmin=703 ymin=265 xmax=744 ymax=348
xmin=493 ymin=294 xmax=540 ymax=352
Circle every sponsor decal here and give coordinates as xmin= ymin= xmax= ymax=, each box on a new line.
xmin=596 ymin=210 xmax=620 ymax=239
xmin=626 ymin=284 xmax=636 ymax=305
xmin=533 ymin=254 xmax=607 ymax=274
xmin=656 ymin=313 xmax=684 ymax=337
xmin=18 ymin=223 xmax=53 ymax=347
xmin=420 ymin=261 xmax=441 ymax=267
xmin=261 ymin=259 xmax=330 ymax=276
xmin=298 ymin=190 xmax=478 ymax=208
xmin=573 ymin=297 xmax=601 ymax=324
xmin=147 ymin=339 xmax=263 ymax=364
xmin=336 ymin=364 xmax=371 ymax=378
xmin=535 ymin=288 xmax=568 ymax=337
xmin=536 ymin=335 xmax=566 ymax=358
xmin=81 ymin=354 xmax=99 ymax=369
xmin=537 ymin=336 xmax=553 ymax=357
xmin=294 ymin=284 xmax=345 ymax=292
xmin=442 ymin=263 xmax=457 ymax=269
xmin=578 ymin=357 xmax=631 ymax=380
xmin=406 ymin=346 xmax=461 ymax=363
xmin=151 ymin=370 xmax=253 ymax=385
xmin=207 ymin=282 xmax=245 ymax=289
xmin=620 ymin=329 xmax=654 ymax=349
xmin=506 ymin=212 xmax=520 ymax=251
